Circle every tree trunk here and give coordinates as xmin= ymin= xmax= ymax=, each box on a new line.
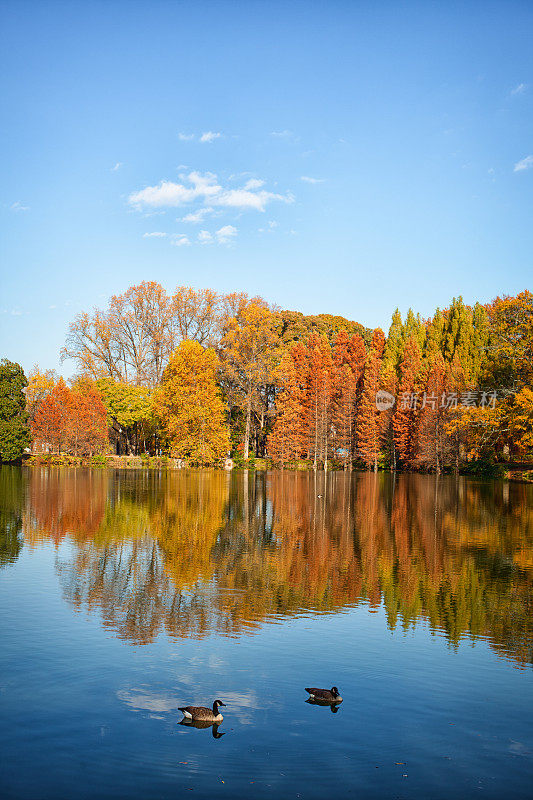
xmin=243 ymin=393 xmax=252 ymax=460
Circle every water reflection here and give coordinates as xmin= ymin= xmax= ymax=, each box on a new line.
xmin=0 ymin=468 xmax=24 ymax=567
xmin=2 ymin=466 xmax=532 ymax=667
xmin=306 ymin=698 xmax=342 ymax=713
xmin=179 ymin=719 xmax=226 ymax=738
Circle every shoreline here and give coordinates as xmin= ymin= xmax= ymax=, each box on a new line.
xmin=15 ymin=454 xmax=533 ymax=482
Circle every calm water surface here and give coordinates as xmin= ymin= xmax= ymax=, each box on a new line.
xmin=0 ymin=466 xmax=532 ymax=799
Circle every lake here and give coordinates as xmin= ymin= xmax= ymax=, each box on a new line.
xmin=0 ymin=466 xmax=532 ymax=799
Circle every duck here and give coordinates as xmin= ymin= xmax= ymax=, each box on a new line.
xmin=305 ymin=686 xmax=343 ymax=703
xmin=178 ymin=699 xmax=226 ymax=723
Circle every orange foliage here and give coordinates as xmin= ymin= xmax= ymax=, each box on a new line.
xmin=31 ymin=379 xmax=108 ymax=456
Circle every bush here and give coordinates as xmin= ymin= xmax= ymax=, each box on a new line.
xmin=461 ymin=459 xmax=506 ymax=478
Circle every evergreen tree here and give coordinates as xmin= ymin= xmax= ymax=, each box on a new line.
xmin=424 ymin=308 xmax=445 ymax=362
xmin=0 ymin=359 xmax=31 ymax=462
xmin=383 ymin=308 xmax=403 ymax=369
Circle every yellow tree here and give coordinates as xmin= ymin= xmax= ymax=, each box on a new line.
xmin=25 ymin=365 xmax=58 ymax=423
xmin=507 ymin=386 xmax=533 ymax=456
xmin=220 ymin=302 xmax=279 ymax=459
xmin=155 ymin=340 xmax=229 ymax=464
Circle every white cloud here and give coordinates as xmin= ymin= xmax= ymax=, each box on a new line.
xmin=216 ymin=224 xmax=237 ymax=244
xmin=130 ymin=180 xmax=198 ymax=207
xmin=244 ymin=178 xmax=265 ymax=190
xmin=270 ymin=129 xmax=293 ymax=138
xmin=118 ymin=689 xmax=183 ymax=713
xmin=111 ymin=162 xmax=122 ymax=171
xmin=215 ymin=187 xmax=292 ymax=211
xmin=129 ymin=171 xmax=293 ymax=212
xmin=143 ymin=231 xmax=167 ymax=238
xmin=200 ymin=131 xmax=221 ymax=143
xmin=49 ymin=304 xmax=57 ymax=309
xmin=178 ymin=132 xmax=195 ymax=141
xmin=301 ymin=176 xmax=324 ymax=184
xmin=259 ymin=220 xmax=279 ymax=233
xmin=513 ymin=155 xmax=533 ymax=172
xmin=180 ymin=207 xmax=214 ymax=223
xmin=511 ymin=83 xmax=527 ymax=96
xmin=10 ymin=201 xmax=29 ymax=212
xmin=197 ymin=226 xmax=237 ymax=245
xmin=170 ymin=234 xmax=191 ymax=246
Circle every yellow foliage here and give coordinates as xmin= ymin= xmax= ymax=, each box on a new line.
xmin=155 ymin=340 xmax=229 ymax=464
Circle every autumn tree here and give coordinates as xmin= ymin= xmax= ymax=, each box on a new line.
xmin=393 ymin=335 xmax=423 ymax=468
xmin=31 ymin=379 xmax=107 ymax=456
xmin=268 ymin=349 xmax=305 ymax=466
xmin=25 ymin=365 xmax=59 ymax=423
xmin=219 ymin=302 xmax=279 ymax=460
xmin=332 ymin=363 xmax=358 ymax=468
xmin=304 ymin=334 xmax=334 ymax=469
xmin=356 ymin=339 xmax=384 ymax=471
xmin=96 ymin=379 xmax=153 ymax=454
xmin=31 ymin=379 xmax=70 ymax=453
xmin=508 ymin=386 xmax=533 ymax=455
xmin=66 ymin=383 xmax=108 ymax=456
xmin=486 ymin=290 xmax=533 ymax=392
xmin=415 ymin=353 xmax=449 ymax=472
xmin=62 ymin=282 xmax=223 ymax=386
xmin=155 ymin=340 xmax=229 ymax=464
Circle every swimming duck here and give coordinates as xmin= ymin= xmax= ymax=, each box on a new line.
xmin=305 ymin=686 xmax=342 ymax=703
xmin=178 ymin=700 xmax=226 ymax=723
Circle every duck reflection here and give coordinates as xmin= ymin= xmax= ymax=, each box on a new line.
xmin=20 ymin=467 xmax=533 ymax=667
xmin=179 ymin=719 xmax=225 ymax=738
xmin=305 ymin=698 xmax=341 ymax=713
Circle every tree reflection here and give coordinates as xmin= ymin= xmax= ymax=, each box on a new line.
xmin=19 ymin=467 xmax=533 ymax=666
xmin=0 ymin=467 xmax=25 ymax=567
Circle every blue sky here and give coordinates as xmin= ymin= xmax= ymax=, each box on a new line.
xmin=1 ymin=0 xmax=532 ymax=376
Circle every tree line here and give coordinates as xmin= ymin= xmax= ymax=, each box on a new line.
xmin=1 ymin=282 xmax=532 ymax=469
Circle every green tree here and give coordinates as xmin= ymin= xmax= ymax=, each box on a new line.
xmin=0 ymin=359 xmax=31 ymax=462
xmin=96 ymin=379 xmax=153 ymax=454
xmin=0 ymin=467 xmax=24 ymax=567
xmin=382 ymin=308 xmax=404 ymax=370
